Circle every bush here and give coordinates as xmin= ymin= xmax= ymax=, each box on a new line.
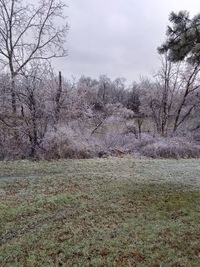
xmin=1 ymin=123 xmax=200 ymax=160
xmin=141 ymin=137 xmax=200 ymax=159
xmin=0 ymin=128 xmax=30 ymax=160
xmin=40 ymin=126 xmax=99 ymax=160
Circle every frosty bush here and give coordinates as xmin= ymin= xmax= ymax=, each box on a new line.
xmin=141 ymin=137 xmax=200 ymax=159
xmin=40 ymin=126 xmax=99 ymax=160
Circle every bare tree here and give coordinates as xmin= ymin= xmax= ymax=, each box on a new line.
xmin=156 ymin=55 xmax=182 ymax=136
xmin=140 ymin=57 xmax=200 ymax=136
xmin=173 ymin=63 xmax=200 ymax=132
xmin=17 ymin=64 xmax=50 ymax=158
xmin=0 ymin=0 xmax=68 ymax=114
xmin=126 ymin=83 xmax=141 ymax=114
xmin=97 ymin=75 xmax=111 ymax=105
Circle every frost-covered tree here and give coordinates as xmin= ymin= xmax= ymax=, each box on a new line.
xmin=0 ymin=0 xmax=68 ymax=114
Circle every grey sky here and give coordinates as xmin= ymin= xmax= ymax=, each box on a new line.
xmin=55 ymin=0 xmax=199 ymax=82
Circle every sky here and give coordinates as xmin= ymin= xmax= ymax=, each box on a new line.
xmin=54 ymin=0 xmax=200 ymax=83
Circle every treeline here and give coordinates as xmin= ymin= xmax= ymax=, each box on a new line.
xmin=0 ymin=55 xmax=200 ymax=160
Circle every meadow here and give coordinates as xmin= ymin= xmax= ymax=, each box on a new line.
xmin=1 ymin=158 xmax=200 ymax=266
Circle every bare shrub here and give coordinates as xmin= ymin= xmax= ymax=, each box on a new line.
xmin=97 ymin=132 xmax=155 ymax=156
xmin=101 ymin=132 xmax=200 ymax=159
xmin=141 ymin=137 xmax=200 ymax=159
xmin=40 ymin=126 xmax=98 ymax=160
xmin=134 ymin=134 xmax=156 ymax=148
xmin=0 ymin=133 xmax=30 ymax=160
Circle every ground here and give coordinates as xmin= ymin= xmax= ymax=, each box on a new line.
xmin=0 ymin=157 xmax=200 ymax=267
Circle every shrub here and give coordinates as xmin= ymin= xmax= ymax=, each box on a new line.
xmin=141 ymin=137 xmax=200 ymax=159
xmin=40 ymin=126 xmax=98 ymax=160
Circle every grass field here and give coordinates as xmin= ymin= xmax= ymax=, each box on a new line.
xmin=1 ymin=158 xmax=200 ymax=267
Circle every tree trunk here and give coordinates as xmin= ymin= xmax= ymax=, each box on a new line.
xmin=55 ymin=71 xmax=62 ymax=124
xmin=11 ymin=76 xmax=17 ymax=115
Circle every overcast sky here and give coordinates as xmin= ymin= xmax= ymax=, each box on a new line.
xmin=54 ymin=0 xmax=199 ymax=82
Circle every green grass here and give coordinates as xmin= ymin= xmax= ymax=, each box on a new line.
xmin=0 ymin=158 xmax=200 ymax=266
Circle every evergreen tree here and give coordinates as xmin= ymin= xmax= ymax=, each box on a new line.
xmin=158 ymin=11 xmax=200 ymax=64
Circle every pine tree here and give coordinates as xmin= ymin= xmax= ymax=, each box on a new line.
xmin=158 ymin=11 xmax=200 ymax=64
